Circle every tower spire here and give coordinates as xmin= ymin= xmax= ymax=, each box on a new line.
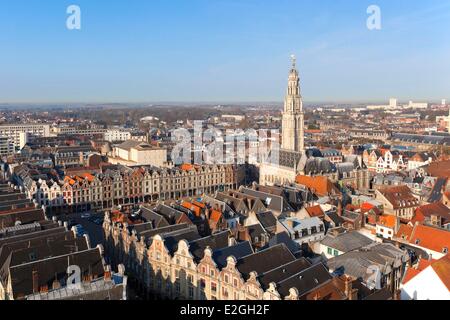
xmin=291 ymin=54 xmax=296 ymax=69
xmin=281 ymin=54 xmax=305 ymax=153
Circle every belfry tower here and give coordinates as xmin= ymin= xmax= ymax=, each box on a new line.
xmin=281 ymin=55 xmax=305 ymax=152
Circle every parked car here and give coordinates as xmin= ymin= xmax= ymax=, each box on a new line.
xmin=81 ymin=212 xmax=91 ymax=219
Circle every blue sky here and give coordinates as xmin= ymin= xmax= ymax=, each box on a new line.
xmin=1 ymin=0 xmax=449 ymax=103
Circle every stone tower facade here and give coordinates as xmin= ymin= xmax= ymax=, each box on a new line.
xmin=281 ymin=55 xmax=305 ymax=152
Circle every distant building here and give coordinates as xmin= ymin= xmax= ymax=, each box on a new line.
xmin=0 ymin=137 xmax=14 ymax=157
xmin=375 ymin=185 xmax=420 ymax=220
xmin=0 ymin=124 xmax=51 ymax=151
xmin=104 ymin=129 xmax=132 ymax=142
xmin=110 ymin=140 xmax=167 ymax=167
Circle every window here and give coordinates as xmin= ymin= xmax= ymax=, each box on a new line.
xmin=333 ymin=250 xmax=339 ymax=256
xmin=29 ymin=252 xmax=37 ymax=261
xmin=327 ymin=247 xmax=333 ymax=255
xmin=415 ymin=239 xmax=421 ymax=245
xmin=211 ymin=282 xmax=217 ymax=293
xmin=443 ymin=247 xmax=448 ymax=254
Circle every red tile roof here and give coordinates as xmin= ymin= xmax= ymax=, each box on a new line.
xmin=402 ymin=255 xmax=449 ymax=291
xmin=409 ymin=224 xmax=450 ymax=254
xmin=378 ymin=185 xmax=419 ymax=209
xmin=295 ymin=175 xmax=340 ymax=197
xmin=305 ymin=205 xmax=325 ymax=218
xmin=431 ymin=254 xmax=450 ymax=291
xmin=181 ymin=201 xmax=201 ymax=217
xmin=414 ymin=202 xmax=450 ymax=225
xmin=377 ymin=215 xmax=397 ymax=229
xmin=361 ymin=202 xmax=375 ymax=212
xmin=427 ymin=160 xmax=450 ymax=178
xmin=395 ymin=224 xmax=414 ymax=240
xmin=402 ymin=258 xmax=434 ymax=285
xmin=210 ymin=210 xmax=222 ymax=223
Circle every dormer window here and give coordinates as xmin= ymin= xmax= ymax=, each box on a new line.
xmin=29 ymin=252 xmax=37 ymax=261
xmin=443 ymin=247 xmax=448 ymax=254
xmin=415 ymin=239 xmax=421 ymax=245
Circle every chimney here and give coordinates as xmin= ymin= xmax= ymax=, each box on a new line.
xmin=360 ymin=211 xmax=366 ymax=228
xmin=104 ymin=271 xmax=112 ymax=282
xmin=118 ymin=264 xmax=126 ymax=276
xmin=394 ymin=217 xmax=401 ymax=234
xmin=32 ymin=270 xmax=39 ymax=294
xmin=52 ymin=279 xmax=61 ymax=290
xmin=344 ymin=276 xmax=354 ymax=300
xmin=337 ymin=200 xmax=343 ymax=217
xmin=228 ymin=236 xmax=236 ymax=247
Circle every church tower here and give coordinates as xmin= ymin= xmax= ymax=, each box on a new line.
xmin=281 ymin=55 xmax=305 ymax=152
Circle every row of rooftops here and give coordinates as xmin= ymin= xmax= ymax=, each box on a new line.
xmin=108 ymin=201 xmax=411 ymax=300
xmin=0 ymin=182 xmax=127 ymax=300
xmin=14 ymin=161 xmax=238 ymax=190
xmin=110 ymin=214 xmax=350 ymax=298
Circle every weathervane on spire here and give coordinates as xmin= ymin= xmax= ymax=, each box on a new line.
xmin=290 ymin=54 xmax=296 ymax=69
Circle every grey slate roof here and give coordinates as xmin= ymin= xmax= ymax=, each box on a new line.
xmin=428 ymin=177 xmax=447 ymax=203
xmin=9 ymin=247 xmax=105 ymax=299
xmin=240 ymin=188 xmax=285 ymax=212
xmin=256 ymin=211 xmax=277 ymax=231
xmin=188 ymin=230 xmax=229 ymax=262
xmin=276 ymin=263 xmax=333 ymax=297
xmin=264 ymin=232 xmax=301 ymax=255
xmin=139 ymin=223 xmax=191 ymax=243
xmin=162 ymin=226 xmax=201 ymax=254
xmin=326 ymin=243 xmax=409 ymax=284
xmin=391 ymin=133 xmax=450 ymax=146
xmin=258 ymin=258 xmax=311 ymax=290
xmin=236 ymin=244 xmax=296 ymax=280
xmin=321 ymin=231 xmax=374 ymax=253
xmin=212 ymin=241 xmax=254 ymax=269
xmin=246 ymin=224 xmax=267 ymax=243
